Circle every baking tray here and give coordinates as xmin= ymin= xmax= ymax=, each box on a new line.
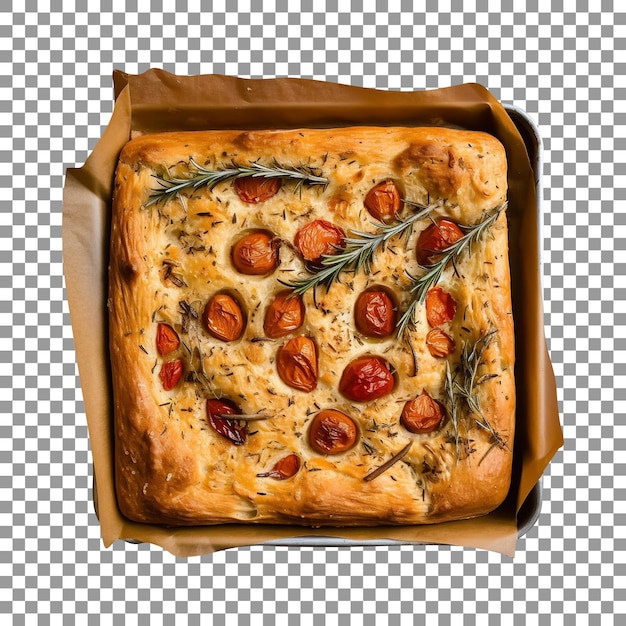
xmin=92 ymin=101 xmax=545 ymax=548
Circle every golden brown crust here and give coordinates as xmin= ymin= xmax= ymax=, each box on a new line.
xmin=109 ymin=126 xmax=515 ymax=526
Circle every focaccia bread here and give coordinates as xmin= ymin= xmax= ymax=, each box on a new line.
xmin=109 ymin=126 xmax=515 ymax=526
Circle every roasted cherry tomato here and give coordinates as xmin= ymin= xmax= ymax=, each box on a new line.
xmin=206 ymin=398 xmax=247 ymax=445
xmin=308 ymin=409 xmax=358 ymax=454
xmin=203 ymin=293 xmax=245 ymax=342
xmin=364 ymin=180 xmax=402 ymax=223
xmin=277 ymin=336 xmax=318 ymax=392
xmin=262 ymin=453 xmax=301 ymax=480
xmin=159 ymin=359 xmax=183 ymax=391
xmin=294 ymin=219 xmax=345 ymax=266
xmin=401 ymin=390 xmax=446 ymax=434
xmin=416 ymin=218 xmax=464 ymax=266
xmin=233 ymin=176 xmax=282 ymax=204
xmin=231 ymin=231 xmax=279 ymax=275
xmin=264 ymin=291 xmax=305 ymax=338
xmin=156 ymin=323 xmax=180 ymax=356
xmin=425 ymin=328 xmax=456 ymax=357
xmin=354 ymin=289 xmax=397 ymax=338
xmin=338 ymin=355 xmax=395 ymax=402
xmin=425 ymin=287 xmax=457 ymax=327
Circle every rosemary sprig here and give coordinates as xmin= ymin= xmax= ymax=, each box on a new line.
xmin=284 ymin=200 xmax=435 ymax=295
xmin=445 ymin=329 xmax=509 ymax=464
xmin=456 ymin=329 xmax=509 ymax=463
xmin=396 ymin=202 xmax=508 ymax=339
xmin=146 ymin=158 xmax=329 ymax=207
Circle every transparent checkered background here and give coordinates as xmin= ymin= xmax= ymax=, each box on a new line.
xmin=2 ymin=1 xmax=623 ymax=623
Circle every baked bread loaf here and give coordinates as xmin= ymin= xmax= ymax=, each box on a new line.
xmin=109 ymin=126 xmax=515 ymax=526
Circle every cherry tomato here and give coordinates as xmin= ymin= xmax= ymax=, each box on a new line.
xmin=156 ymin=323 xmax=179 ymax=356
xmin=294 ymin=219 xmax=345 ymax=266
xmin=338 ymin=355 xmax=395 ymax=402
xmin=264 ymin=453 xmax=301 ymax=480
xmin=354 ymin=290 xmax=397 ymax=338
xmin=416 ymin=218 xmax=464 ymax=266
xmin=233 ymin=176 xmax=282 ymax=204
xmin=159 ymin=359 xmax=183 ymax=391
xmin=206 ymin=398 xmax=247 ymax=445
xmin=364 ymin=179 xmax=402 ymax=223
xmin=308 ymin=409 xmax=357 ymax=454
xmin=425 ymin=287 xmax=457 ymax=327
xmin=264 ymin=291 xmax=305 ymax=338
xmin=231 ymin=231 xmax=279 ymax=275
xmin=203 ymin=293 xmax=245 ymax=342
xmin=400 ymin=391 xmax=446 ymax=434
xmin=425 ymin=328 xmax=456 ymax=357
xmin=277 ymin=336 xmax=318 ymax=392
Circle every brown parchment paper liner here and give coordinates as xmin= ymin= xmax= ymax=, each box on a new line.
xmin=63 ymin=69 xmax=562 ymax=557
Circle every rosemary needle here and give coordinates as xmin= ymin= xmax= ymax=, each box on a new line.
xmin=363 ymin=441 xmax=413 ymax=482
xmin=146 ymin=158 xmax=329 ymax=207
xmin=215 ymin=413 xmax=272 ymax=421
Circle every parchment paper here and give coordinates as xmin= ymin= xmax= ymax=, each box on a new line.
xmin=63 ymin=69 xmax=563 ymax=557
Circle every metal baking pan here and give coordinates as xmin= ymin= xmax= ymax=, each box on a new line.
xmin=95 ymin=102 xmax=544 ymax=547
